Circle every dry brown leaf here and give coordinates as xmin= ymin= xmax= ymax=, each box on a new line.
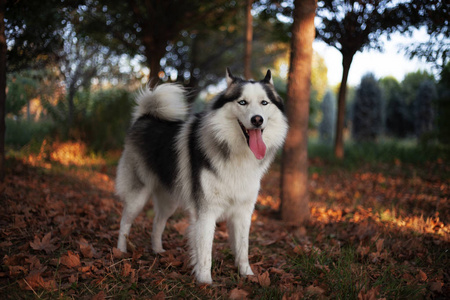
xmin=429 ymin=281 xmax=443 ymax=293
xmin=258 ymin=271 xmax=271 ymax=287
xmin=122 ymin=262 xmax=132 ymax=277
xmin=8 ymin=265 xmax=27 ymax=277
xmin=153 ymin=291 xmax=166 ymax=300
xmin=305 ymin=285 xmax=325 ymax=295
xmin=293 ymin=245 xmax=303 ymax=255
xmin=30 ymin=232 xmax=58 ymax=254
xmin=92 ymin=291 xmax=106 ymax=300
xmin=416 ymin=269 xmax=427 ymax=282
xmin=173 ymin=219 xmax=189 ymax=235
xmin=282 ymin=291 xmax=304 ymax=300
xmin=358 ymin=287 xmax=380 ymax=300
xmin=79 ymin=238 xmax=95 ymax=258
xmin=229 ymin=288 xmax=249 ymax=300
xmin=112 ymin=247 xmax=124 ymax=259
xmin=60 ymin=251 xmax=81 ymax=268
xmin=22 ymin=271 xmax=57 ymax=291
xmin=270 ymin=267 xmax=285 ymax=275
xmin=376 ymin=239 xmax=384 ymax=253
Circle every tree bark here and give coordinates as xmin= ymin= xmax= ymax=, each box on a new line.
xmin=333 ymin=53 xmax=353 ymax=159
xmin=0 ymin=0 xmax=6 ymax=183
xmin=280 ymin=0 xmax=317 ymax=225
xmin=0 ymin=0 xmax=7 ymax=183
xmin=147 ymin=45 xmax=165 ymax=88
xmin=244 ymin=0 xmax=253 ymax=80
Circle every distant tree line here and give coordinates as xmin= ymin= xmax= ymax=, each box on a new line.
xmin=318 ymin=67 xmax=450 ymax=144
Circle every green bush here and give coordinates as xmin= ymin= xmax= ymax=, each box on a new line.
xmin=5 ymin=118 xmax=54 ymax=148
xmin=80 ymin=88 xmax=134 ymax=152
xmin=309 ymin=139 xmax=449 ymax=166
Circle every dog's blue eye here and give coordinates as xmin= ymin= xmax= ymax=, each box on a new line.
xmin=261 ymin=100 xmax=269 ymax=106
xmin=238 ymin=100 xmax=247 ymax=106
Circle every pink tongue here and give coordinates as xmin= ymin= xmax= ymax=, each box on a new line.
xmin=248 ymin=129 xmax=266 ymax=160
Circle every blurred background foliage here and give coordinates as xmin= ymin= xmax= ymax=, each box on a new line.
xmin=4 ymin=0 xmax=450 ymax=159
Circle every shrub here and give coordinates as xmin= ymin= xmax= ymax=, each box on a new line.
xmin=81 ymin=88 xmax=134 ymax=152
xmin=5 ymin=118 xmax=54 ymax=148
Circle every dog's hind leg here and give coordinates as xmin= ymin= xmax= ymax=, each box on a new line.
xmin=151 ymin=190 xmax=178 ymax=253
xmin=117 ymin=188 xmax=151 ymax=253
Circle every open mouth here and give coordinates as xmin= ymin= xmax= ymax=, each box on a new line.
xmin=237 ymin=120 xmax=266 ymax=160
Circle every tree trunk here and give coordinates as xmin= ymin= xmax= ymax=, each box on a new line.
xmin=280 ymin=0 xmax=317 ymax=225
xmin=146 ymin=42 xmax=166 ymax=88
xmin=244 ymin=0 xmax=253 ymax=80
xmin=333 ymin=53 xmax=353 ymax=159
xmin=0 ymin=0 xmax=6 ymax=183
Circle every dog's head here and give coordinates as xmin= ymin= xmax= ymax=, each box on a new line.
xmin=210 ymin=68 xmax=287 ymax=160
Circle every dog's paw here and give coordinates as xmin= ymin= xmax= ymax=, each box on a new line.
xmin=196 ymin=275 xmax=213 ymax=285
xmin=239 ymin=264 xmax=254 ymax=276
xmin=194 ymin=269 xmax=213 ymax=285
xmin=152 ymin=246 xmax=166 ymax=254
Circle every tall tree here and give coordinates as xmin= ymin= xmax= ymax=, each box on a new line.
xmin=402 ymin=0 xmax=449 ymax=70
xmin=77 ymin=0 xmax=240 ymax=86
xmin=315 ymin=0 xmax=415 ymax=158
xmin=2 ymin=0 xmax=79 ymax=181
xmin=352 ymin=73 xmax=382 ymax=141
xmin=280 ymin=0 xmax=317 ymax=225
xmin=319 ymin=90 xmax=336 ymax=143
xmin=244 ymin=0 xmax=253 ymax=79
xmin=0 ymin=0 xmax=6 ymax=183
xmin=414 ymin=80 xmax=436 ymax=137
xmin=5 ymin=0 xmax=77 ymax=71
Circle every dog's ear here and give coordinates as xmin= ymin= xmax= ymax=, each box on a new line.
xmin=263 ymin=69 xmax=273 ymax=85
xmin=226 ymin=67 xmax=235 ymax=86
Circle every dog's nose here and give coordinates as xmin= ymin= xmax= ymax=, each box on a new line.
xmin=251 ymin=115 xmax=264 ymax=127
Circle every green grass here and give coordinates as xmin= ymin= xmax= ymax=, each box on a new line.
xmin=309 ymin=138 xmax=450 ymax=165
xmin=290 ymin=245 xmax=427 ymax=299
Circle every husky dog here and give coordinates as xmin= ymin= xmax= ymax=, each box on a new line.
xmin=116 ymin=69 xmax=288 ymax=284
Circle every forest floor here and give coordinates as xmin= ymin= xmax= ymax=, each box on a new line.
xmin=1 ymin=141 xmax=449 ymax=299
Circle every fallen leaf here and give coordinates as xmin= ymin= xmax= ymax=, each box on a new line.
xmin=282 ymin=291 xmax=304 ymax=300
xmin=79 ymin=238 xmax=95 ymax=258
xmin=60 ymin=251 xmax=81 ymax=268
xmin=92 ymin=291 xmax=106 ymax=300
xmin=112 ymin=247 xmax=124 ymax=259
xmin=305 ymin=285 xmax=325 ymax=295
xmin=30 ymin=232 xmax=58 ymax=254
xmin=122 ymin=262 xmax=132 ymax=277
xmin=429 ymin=281 xmax=443 ymax=293
xmin=293 ymin=245 xmax=303 ymax=255
xmin=258 ymin=271 xmax=271 ymax=287
xmin=229 ymin=288 xmax=249 ymax=300
xmin=160 ymin=253 xmax=182 ymax=267
xmin=270 ymin=267 xmax=285 ymax=275
xmin=173 ymin=219 xmax=189 ymax=235
xmin=21 ymin=271 xmax=57 ymax=291
xmin=153 ymin=291 xmax=165 ymax=300
xmin=358 ymin=287 xmax=379 ymax=300
xmin=416 ymin=269 xmax=427 ymax=282
xmin=375 ymin=239 xmax=384 ymax=253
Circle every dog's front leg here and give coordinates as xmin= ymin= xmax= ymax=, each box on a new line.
xmin=189 ymin=215 xmax=216 ymax=284
xmin=228 ymin=206 xmax=254 ymax=277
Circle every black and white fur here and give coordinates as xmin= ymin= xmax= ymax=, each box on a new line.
xmin=116 ymin=69 xmax=288 ymax=284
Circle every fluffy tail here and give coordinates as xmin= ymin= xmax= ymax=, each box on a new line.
xmin=132 ymin=83 xmax=188 ymax=123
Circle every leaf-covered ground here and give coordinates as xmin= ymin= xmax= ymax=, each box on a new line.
xmin=1 ymin=142 xmax=449 ymax=299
